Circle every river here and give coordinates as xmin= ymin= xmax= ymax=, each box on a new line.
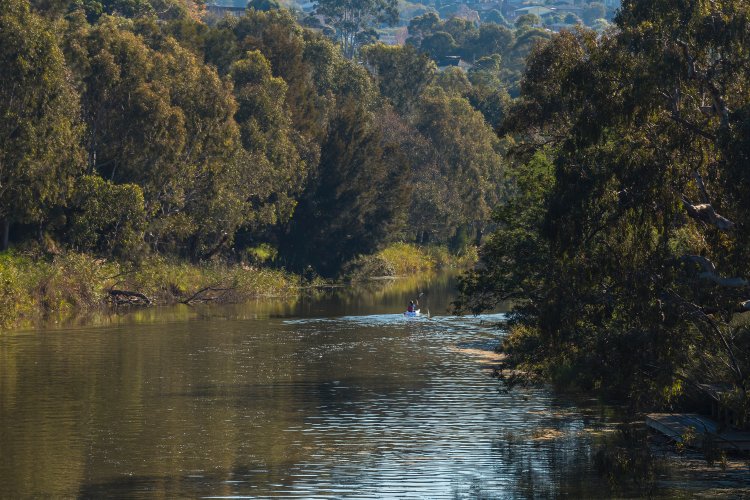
xmin=1 ymin=273 xmax=748 ymax=498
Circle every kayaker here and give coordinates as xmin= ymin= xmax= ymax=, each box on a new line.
xmin=407 ymin=300 xmax=418 ymax=312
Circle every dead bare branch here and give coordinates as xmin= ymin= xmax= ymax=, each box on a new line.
xmin=682 ymin=197 xmax=735 ymax=231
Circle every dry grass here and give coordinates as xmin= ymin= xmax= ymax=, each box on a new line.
xmin=0 ymin=251 xmax=297 ymax=330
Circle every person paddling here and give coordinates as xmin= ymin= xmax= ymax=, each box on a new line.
xmin=407 ymin=299 xmax=419 ymax=313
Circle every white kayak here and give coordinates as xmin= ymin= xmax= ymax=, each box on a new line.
xmin=403 ymin=309 xmax=420 ymax=317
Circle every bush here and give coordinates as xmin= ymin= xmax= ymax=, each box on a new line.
xmin=116 ymin=256 xmax=297 ymax=303
xmin=0 ymin=251 xmax=298 ymax=330
xmin=0 ymin=251 xmax=114 ymax=328
xmin=341 ymin=254 xmax=398 ymax=280
xmin=342 ymin=243 xmax=479 ymax=280
xmin=65 ymin=176 xmax=147 ymax=258
xmin=378 ymin=242 xmax=434 ymax=275
xmin=0 ymin=252 xmax=37 ymax=329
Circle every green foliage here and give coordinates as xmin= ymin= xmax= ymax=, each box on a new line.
xmin=65 ymin=176 xmax=146 ymax=258
xmin=456 ymin=151 xmax=553 ymax=315
xmin=361 ymin=43 xmax=436 ymax=114
xmin=515 ymin=13 xmax=540 ymax=29
xmin=247 ymin=0 xmax=279 ymax=12
xmin=342 ymin=254 xmax=397 ymax=280
xmin=463 ymin=0 xmax=750 ymax=418
xmin=69 ymin=17 xmax=246 ymax=257
xmin=564 ymin=13 xmax=581 ymax=25
xmin=342 ymin=242 xmax=475 ymax=280
xmin=120 ymin=255 xmax=296 ymax=302
xmin=79 ymin=0 xmax=155 ymax=22
xmin=0 ymin=251 xmax=113 ymax=329
xmin=1 ymin=0 xmax=512 ymax=291
xmin=282 ymin=100 xmax=409 ymax=277
xmin=412 ymin=88 xmax=503 ymax=245
xmin=230 ymin=49 xmax=305 ymax=228
xmin=467 ymin=55 xmax=510 ymax=128
xmin=314 ymin=0 xmax=398 ymax=58
xmin=472 ymin=23 xmax=513 ymax=59
xmin=405 ymin=13 xmax=550 ymax=97
xmin=245 ymin=243 xmax=277 ymax=264
xmin=582 ymin=2 xmax=606 ymax=25
xmin=377 ymin=242 xmax=435 ymax=275
xmin=434 ymin=67 xmax=471 ymax=95
xmin=482 ymin=9 xmax=507 ymax=27
xmin=0 ymin=0 xmax=83 ymax=242
xmin=0 ymin=252 xmax=39 ymax=329
xmin=0 ymin=249 xmax=297 ymax=329
xmin=420 ymin=31 xmax=457 ymax=59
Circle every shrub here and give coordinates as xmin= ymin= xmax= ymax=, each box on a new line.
xmin=65 ymin=176 xmax=147 ymax=258
xmin=341 ymin=254 xmax=398 ymax=280
xmin=0 ymin=251 xmax=298 ymax=330
xmin=378 ymin=242 xmax=434 ymax=275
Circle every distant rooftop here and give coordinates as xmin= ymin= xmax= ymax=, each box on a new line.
xmin=208 ymin=0 xmax=246 ymax=9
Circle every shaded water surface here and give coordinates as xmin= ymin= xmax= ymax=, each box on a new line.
xmin=1 ymin=274 xmax=748 ymax=498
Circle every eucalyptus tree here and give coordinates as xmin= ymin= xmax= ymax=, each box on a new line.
xmin=282 ymin=100 xmax=409 ymax=276
xmin=360 ymin=43 xmax=436 ymax=114
xmin=462 ymin=0 xmax=750 ymax=417
xmin=230 ymin=50 xmax=305 ymax=229
xmin=412 ymin=88 xmax=503 ymax=246
xmin=0 ymin=0 xmax=83 ymax=249
xmin=314 ymin=0 xmax=398 ymax=58
xmin=70 ymin=16 xmax=244 ymax=258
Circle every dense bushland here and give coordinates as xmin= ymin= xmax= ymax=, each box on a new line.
xmin=458 ymin=0 xmax=750 ymax=423
xmin=1 ymin=0 xmax=508 ymax=283
xmin=343 ymin=242 xmax=477 ymax=280
xmin=0 ymin=250 xmax=297 ymax=329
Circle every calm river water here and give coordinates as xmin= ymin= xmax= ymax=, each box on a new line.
xmin=1 ymin=273 xmax=748 ymax=498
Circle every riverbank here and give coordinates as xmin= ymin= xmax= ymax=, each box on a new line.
xmin=0 ymin=243 xmax=477 ymax=330
xmin=343 ymin=243 xmax=477 ymax=280
xmin=0 ymin=251 xmax=298 ymax=330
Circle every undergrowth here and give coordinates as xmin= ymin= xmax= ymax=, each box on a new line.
xmin=343 ymin=243 xmax=478 ymax=280
xmin=0 ymin=251 xmax=297 ymax=330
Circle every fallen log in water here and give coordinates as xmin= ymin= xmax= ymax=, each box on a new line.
xmin=108 ymin=289 xmax=152 ymax=306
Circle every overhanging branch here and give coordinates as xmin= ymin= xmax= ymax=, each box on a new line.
xmin=681 ymin=197 xmax=735 ymax=231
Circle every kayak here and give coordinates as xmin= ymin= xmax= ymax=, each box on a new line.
xmin=403 ymin=309 xmax=420 ymax=317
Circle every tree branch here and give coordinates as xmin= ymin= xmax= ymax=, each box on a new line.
xmin=108 ymin=289 xmax=152 ymax=306
xmin=681 ymin=196 xmax=735 ymax=231
xmin=680 ymin=254 xmax=748 ymax=287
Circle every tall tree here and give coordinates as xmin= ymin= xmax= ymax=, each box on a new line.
xmin=463 ymin=0 xmax=750 ymax=417
xmin=412 ymin=88 xmax=503 ymax=245
xmin=0 ymin=0 xmax=83 ymax=249
xmin=314 ymin=0 xmax=398 ymax=58
xmin=282 ymin=100 xmax=408 ymax=276
xmin=70 ymin=17 xmax=243 ymax=258
xmin=361 ymin=43 xmax=436 ymax=114
xmin=230 ymin=50 xmax=305 ymax=229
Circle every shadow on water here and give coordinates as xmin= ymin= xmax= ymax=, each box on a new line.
xmin=2 ymin=272 xmax=750 ymax=498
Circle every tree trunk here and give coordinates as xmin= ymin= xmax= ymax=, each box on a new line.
xmin=1 ymin=219 xmax=8 ymax=251
xmin=474 ymin=222 xmax=483 ymax=247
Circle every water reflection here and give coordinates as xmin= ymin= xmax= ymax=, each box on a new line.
xmin=1 ymin=274 xmax=748 ymax=498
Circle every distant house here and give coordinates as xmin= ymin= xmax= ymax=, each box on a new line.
xmin=513 ymin=5 xmax=554 ymax=18
xmin=438 ymin=55 xmax=462 ymax=67
xmin=552 ymin=5 xmax=583 ymax=16
xmin=436 ymin=55 xmax=473 ymax=72
xmin=206 ymin=0 xmax=246 ymax=17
